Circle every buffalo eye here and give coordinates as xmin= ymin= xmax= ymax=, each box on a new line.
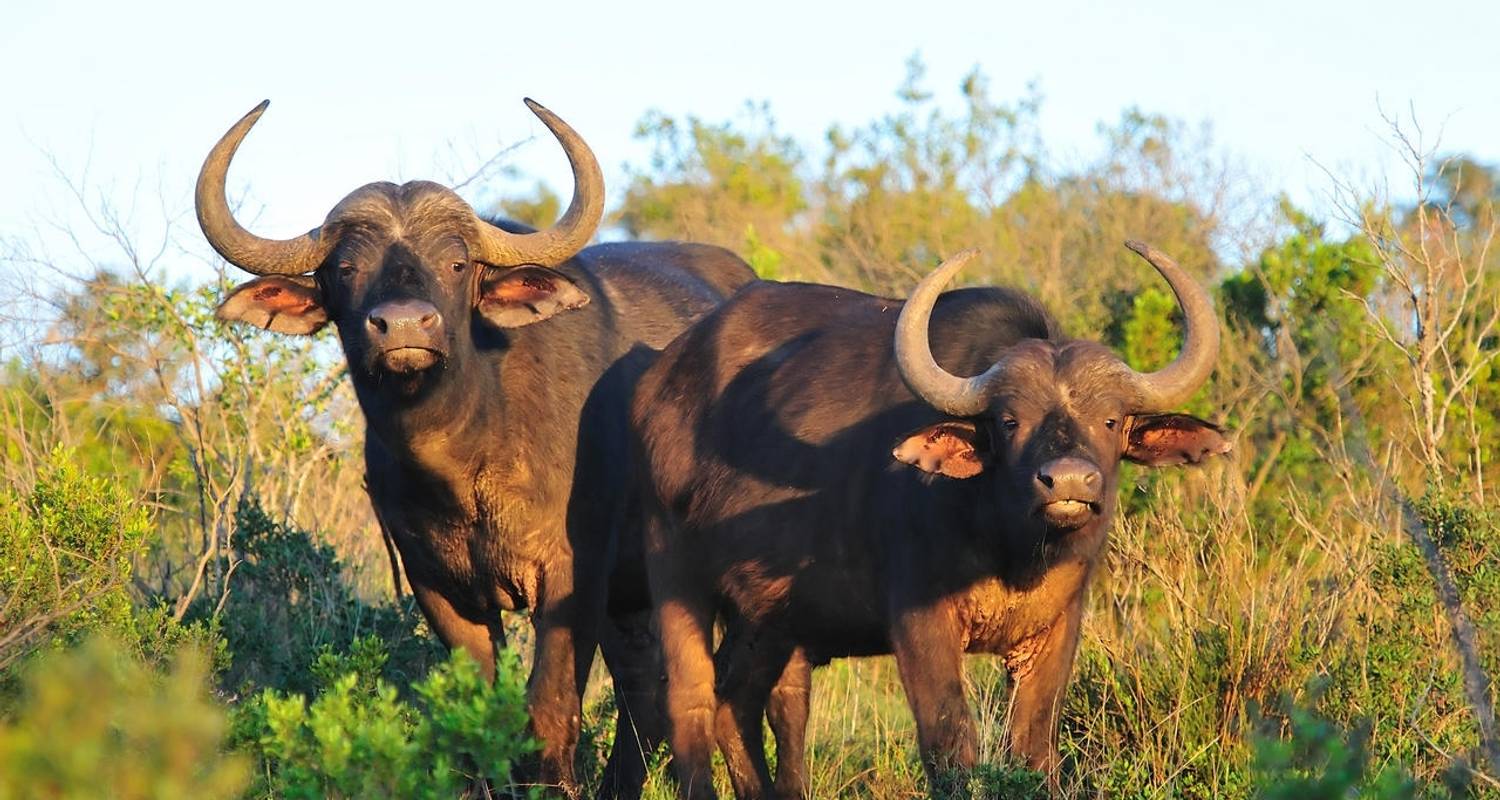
xmin=1001 ymin=417 xmax=1019 ymax=433
xmin=337 ymin=260 xmax=357 ymax=276
xmin=1105 ymin=418 xmax=1118 ymax=430
xmin=450 ymin=260 xmax=466 ymax=273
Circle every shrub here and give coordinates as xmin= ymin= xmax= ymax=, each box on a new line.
xmin=1251 ymin=702 xmax=1430 ymax=800
xmin=235 ymin=643 xmax=536 ymax=799
xmin=0 ymin=448 xmax=151 ymax=674
xmin=0 ymin=635 xmax=249 ymax=800
xmin=933 ymin=763 xmax=1050 ymax=800
xmin=202 ymin=501 xmax=444 ymax=697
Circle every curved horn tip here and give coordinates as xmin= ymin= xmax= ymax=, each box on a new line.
xmin=471 ymin=96 xmax=601 ymax=268
xmin=945 ymin=248 xmax=981 ymax=266
xmin=1118 ymin=238 xmax=1219 ymax=408
xmin=522 ymin=98 xmax=567 ymax=128
xmin=925 ymin=248 xmax=981 ymax=281
xmin=238 ymin=99 xmax=271 ymax=124
xmin=197 ymin=97 xmax=328 ymax=276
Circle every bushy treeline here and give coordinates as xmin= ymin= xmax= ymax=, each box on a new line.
xmin=1 ymin=58 xmax=1497 ymax=797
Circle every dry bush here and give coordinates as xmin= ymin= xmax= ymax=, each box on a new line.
xmin=0 ymin=171 xmax=387 ymax=616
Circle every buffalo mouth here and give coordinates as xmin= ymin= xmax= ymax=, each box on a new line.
xmin=377 ymin=346 xmax=444 ymax=374
xmin=1037 ymin=499 xmax=1101 ymax=530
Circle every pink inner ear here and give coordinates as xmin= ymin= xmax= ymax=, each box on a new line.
xmin=517 ymin=273 xmax=555 ymax=291
xmin=1128 ymin=417 xmax=1233 ymax=465
xmin=483 ymin=270 xmax=557 ymax=306
xmin=251 ymin=283 xmax=314 ymax=313
xmin=893 ymin=422 xmax=987 ymax=479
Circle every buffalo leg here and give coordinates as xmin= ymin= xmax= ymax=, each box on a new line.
xmin=1005 ymin=607 xmax=1083 ymax=782
xmin=597 ymin=609 xmax=667 ymax=800
xmin=766 ymin=649 xmax=812 ymax=800
xmin=528 ymin=567 xmax=600 ymax=799
xmin=710 ymin=634 xmax=813 ymax=800
xmin=644 ymin=503 xmax=720 ymax=799
xmin=712 ymin=628 xmax=791 ymax=799
xmin=409 ymin=582 xmax=500 ymax=679
xmin=891 ymin=606 xmax=976 ymax=794
xmin=409 ymin=582 xmax=524 ymax=796
xmin=654 ymin=594 xmax=719 ymax=799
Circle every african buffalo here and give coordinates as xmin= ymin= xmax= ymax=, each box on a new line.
xmin=633 ymin=243 xmax=1231 ymax=797
xmin=198 ymin=99 xmax=758 ymax=798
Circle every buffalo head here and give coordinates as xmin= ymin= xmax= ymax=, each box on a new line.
xmin=201 ymin=99 xmax=601 ymax=397
xmin=890 ymin=244 xmax=1232 ymax=534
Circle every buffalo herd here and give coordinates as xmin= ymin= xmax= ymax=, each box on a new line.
xmin=200 ymin=100 xmax=1230 ymax=799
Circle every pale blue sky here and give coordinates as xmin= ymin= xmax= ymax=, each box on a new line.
xmin=2 ymin=0 xmax=1497 ymax=281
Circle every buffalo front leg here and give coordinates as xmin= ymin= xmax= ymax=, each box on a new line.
xmin=409 ymin=582 xmax=501 ymax=679
xmin=653 ymin=593 xmax=719 ymax=799
xmin=1005 ymin=607 xmax=1083 ymax=782
xmin=597 ymin=609 xmax=667 ymax=800
xmin=766 ymin=648 xmax=812 ymax=800
xmin=527 ymin=568 xmax=601 ymax=799
xmin=712 ymin=627 xmax=794 ymax=799
xmin=891 ymin=605 xmax=976 ymax=796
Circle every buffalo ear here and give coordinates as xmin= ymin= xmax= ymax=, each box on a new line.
xmin=1123 ymin=413 xmax=1232 ymax=467
xmin=216 ymin=275 xmax=329 ymax=335
xmin=477 ymin=265 xmax=590 ymax=328
xmin=893 ymin=420 xmax=990 ymax=479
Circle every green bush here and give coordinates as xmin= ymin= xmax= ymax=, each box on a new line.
xmin=235 ymin=643 xmax=536 ymax=799
xmin=201 ymin=501 xmax=444 ymax=697
xmin=933 ymin=763 xmax=1050 ymax=800
xmin=1250 ymin=702 xmax=1450 ymax=800
xmin=0 ymin=635 xmax=249 ymax=800
xmin=0 ymin=448 xmax=151 ymax=673
xmin=0 ymin=447 xmax=221 ymax=706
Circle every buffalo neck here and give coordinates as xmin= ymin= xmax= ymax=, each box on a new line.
xmin=353 ymin=313 xmax=603 ymax=508
xmin=956 ymin=481 xmax=1111 ymax=589
xmin=356 ymin=356 xmax=501 ymax=470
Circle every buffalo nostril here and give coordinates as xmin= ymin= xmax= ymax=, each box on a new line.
xmin=367 ymin=300 xmax=441 ymax=336
xmin=1037 ymin=458 xmax=1101 ymax=496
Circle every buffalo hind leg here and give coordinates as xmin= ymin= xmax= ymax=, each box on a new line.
xmin=891 ymin=605 xmax=976 ymax=796
xmin=710 ymin=635 xmax=813 ymax=800
xmin=645 ymin=504 xmax=720 ymax=799
xmin=597 ymin=609 xmax=667 ymax=800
